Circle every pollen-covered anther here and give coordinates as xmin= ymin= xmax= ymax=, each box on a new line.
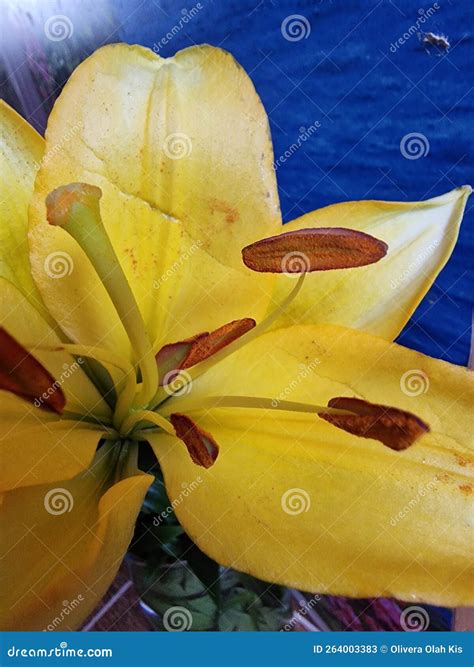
xmin=0 ymin=328 xmax=65 ymax=414
xmin=241 ymin=227 xmax=388 ymax=273
xmin=320 ymin=396 xmax=430 ymax=451
xmin=170 ymin=413 xmax=219 ymax=468
xmin=46 ymin=182 xmax=102 ymax=227
xmin=156 ymin=318 xmax=256 ymax=384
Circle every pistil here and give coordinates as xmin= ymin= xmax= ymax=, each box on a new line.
xmin=46 ymin=183 xmax=158 ymax=413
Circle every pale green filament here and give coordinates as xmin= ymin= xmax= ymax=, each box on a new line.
xmin=152 ymin=274 xmax=306 ymax=406
xmin=161 ymin=395 xmax=352 ymax=417
xmin=49 ymin=186 xmax=158 ymax=409
xmin=120 ymin=409 xmax=175 ymax=437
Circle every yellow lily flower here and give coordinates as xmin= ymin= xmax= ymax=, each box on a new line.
xmin=0 ymin=43 xmax=472 ymax=631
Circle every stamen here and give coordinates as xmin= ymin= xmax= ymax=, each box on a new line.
xmin=161 ymin=395 xmax=350 ymax=416
xmin=163 ymin=395 xmax=429 ymax=451
xmin=119 ymin=409 xmax=175 ymax=437
xmin=156 ymin=319 xmax=255 ymax=386
xmin=0 ymin=328 xmax=65 ymax=414
xmin=170 ymin=413 xmax=219 ymax=468
xmin=155 ymin=275 xmax=305 ymax=400
xmin=46 ymin=183 xmax=158 ymax=408
xmin=156 ymin=332 xmax=209 ymax=385
xmin=242 ymin=227 xmax=388 ymax=273
xmin=320 ymin=397 xmax=430 ymax=450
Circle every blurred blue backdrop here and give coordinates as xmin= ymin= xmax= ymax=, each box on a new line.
xmin=1 ymin=0 xmax=472 ymax=364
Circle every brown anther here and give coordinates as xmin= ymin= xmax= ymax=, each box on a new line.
xmin=170 ymin=413 xmax=219 ymax=468
xmin=156 ymin=332 xmax=209 ymax=386
xmin=0 ymin=328 xmax=65 ymax=414
xmin=320 ymin=396 xmax=429 ymax=451
xmin=46 ymin=182 xmax=102 ymax=227
xmin=242 ymin=227 xmax=388 ymax=273
xmin=156 ymin=318 xmax=255 ymax=384
xmin=182 ymin=318 xmax=256 ymax=368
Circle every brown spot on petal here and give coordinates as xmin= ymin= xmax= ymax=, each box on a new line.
xmin=320 ymin=396 xmax=429 ymax=451
xmin=0 ymin=328 xmax=65 ymax=414
xmin=459 ymin=484 xmax=473 ymax=496
xmin=208 ymin=198 xmax=240 ymax=224
xmin=170 ymin=413 xmax=219 ymax=468
xmin=242 ymin=227 xmax=388 ymax=273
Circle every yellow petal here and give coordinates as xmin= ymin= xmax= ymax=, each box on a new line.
xmin=0 ymin=101 xmax=55 ymax=323
xmin=269 ymin=188 xmax=471 ymax=340
xmin=0 ymin=391 xmax=105 ymax=493
xmin=29 ymin=44 xmax=280 ymax=356
xmin=150 ymin=324 xmax=473 ymax=605
xmin=0 ymin=443 xmax=152 ymax=630
xmin=0 ymin=278 xmax=111 ymax=418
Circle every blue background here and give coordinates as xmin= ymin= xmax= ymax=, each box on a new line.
xmin=1 ymin=0 xmax=472 ymax=364
xmin=113 ymin=0 xmax=473 ymax=365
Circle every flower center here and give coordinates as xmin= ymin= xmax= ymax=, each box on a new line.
xmin=40 ymin=182 xmax=429 ymax=466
